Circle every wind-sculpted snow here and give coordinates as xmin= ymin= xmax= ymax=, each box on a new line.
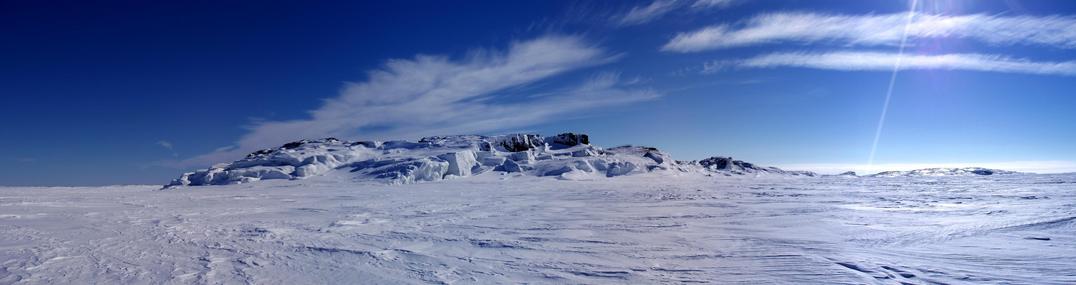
xmin=2 ymin=174 xmax=1074 ymax=284
xmin=167 ymin=133 xmax=819 ymax=188
xmin=169 ymin=138 xmax=380 ymax=187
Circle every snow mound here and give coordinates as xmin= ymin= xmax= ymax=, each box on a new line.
xmin=169 ymin=138 xmax=378 ymax=186
xmin=166 ymin=133 xmax=838 ymax=188
xmin=869 ymin=167 xmax=1019 ymax=177
xmin=824 ymin=171 xmax=859 ymax=178
xmin=687 ymin=156 xmax=819 ymax=177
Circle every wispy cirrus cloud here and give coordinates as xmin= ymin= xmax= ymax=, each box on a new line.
xmin=707 ymin=51 xmax=1076 ymax=76
xmin=170 ymin=36 xmax=658 ymax=168
xmin=616 ymin=0 xmax=737 ymax=26
xmin=690 ymin=0 xmax=734 ymax=9
xmin=618 ymin=0 xmax=682 ymax=26
xmin=156 ymin=140 xmax=173 ymax=150
xmin=663 ymin=12 xmax=1076 ymax=52
xmin=157 ymin=140 xmax=178 ymax=157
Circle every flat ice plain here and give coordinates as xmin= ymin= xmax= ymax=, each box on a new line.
xmin=1 ymin=173 xmax=1073 ymax=284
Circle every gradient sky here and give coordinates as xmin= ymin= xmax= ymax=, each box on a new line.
xmin=3 ymin=0 xmax=1076 ymax=186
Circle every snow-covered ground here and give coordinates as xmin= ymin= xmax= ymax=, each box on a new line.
xmin=2 ymin=172 xmax=1073 ymax=284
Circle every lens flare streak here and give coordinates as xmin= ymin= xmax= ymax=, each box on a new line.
xmin=868 ymin=0 xmax=919 ymax=166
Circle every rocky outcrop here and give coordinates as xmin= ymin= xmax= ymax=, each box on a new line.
xmin=497 ymin=134 xmax=545 ymax=152
xmin=165 ymin=132 xmax=828 ymax=188
xmin=824 ymin=171 xmax=858 ymax=178
xmin=698 ymin=156 xmax=765 ymax=172
xmin=696 ymin=156 xmax=817 ymax=176
xmin=869 ymin=167 xmax=1018 ymax=177
xmin=549 ymin=133 xmax=589 ymax=148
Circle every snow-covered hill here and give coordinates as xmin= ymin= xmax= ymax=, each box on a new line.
xmin=869 ymin=167 xmax=1019 ymax=177
xmin=166 ymin=133 xmax=1025 ymax=188
xmin=166 ymin=133 xmax=817 ymax=187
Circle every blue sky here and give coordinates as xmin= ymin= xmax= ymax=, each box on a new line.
xmin=3 ymin=0 xmax=1076 ymax=186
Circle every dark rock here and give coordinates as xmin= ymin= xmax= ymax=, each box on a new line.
xmin=282 ymin=140 xmax=308 ymax=149
xmin=699 ymin=156 xmax=734 ymax=170
xmin=700 ymin=157 xmax=758 ymax=172
xmin=381 ymin=140 xmax=427 ymax=150
xmin=349 ymin=141 xmax=380 ymax=148
xmin=644 ymin=152 xmax=665 ymax=164
xmin=786 ymin=170 xmax=819 ymax=177
xmin=246 ymin=148 xmax=275 ymax=159
xmin=549 ymin=133 xmax=589 ymax=147
xmin=417 ymin=136 xmax=444 ymax=144
xmin=499 ymin=134 xmax=545 ymax=152
xmin=478 ymin=141 xmax=494 ymax=151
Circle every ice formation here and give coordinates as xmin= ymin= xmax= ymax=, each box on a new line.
xmin=166 ymin=133 xmax=1017 ymax=187
xmin=869 ymin=167 xmax=1017 ymax=177
xmin=167 ymin=133 xmax=822 ymax=187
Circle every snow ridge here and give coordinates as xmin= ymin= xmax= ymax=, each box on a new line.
xmin=166 ymin=133 xmax=815 ymax=187
xmin=868 ymin=167 xmax=1018 ymax=177
xmin=165 ymin=133 xmax=1020 ymax=188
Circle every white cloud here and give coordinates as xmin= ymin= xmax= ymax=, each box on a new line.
xmin=663 ymin=12 xmax=1076 ymax=52
xmin=157 ymin=140 xmax=178 ymax=157
xmin=156 ymin=140 xmax=173 ymax=150
xmin=173 ymin=36 xmax=658 ymax=168
xmin=714 ymin=51 xmax=1076 ymax=76
xmin=616 ymin=0 xmax=737 ymax=26
xmin=617 ymin=0 xmax=682 ymax=26
xmin=777 ymin=161 xmax=1076 ymax=175
xmin=691 ymin=0 xmax=734 ymax=9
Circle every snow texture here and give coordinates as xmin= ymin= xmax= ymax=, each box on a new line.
xmin=1 ymin=133 xmax=1052 ymax=284
xmin=1 ymin=173 xmax=1073 ymax=284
